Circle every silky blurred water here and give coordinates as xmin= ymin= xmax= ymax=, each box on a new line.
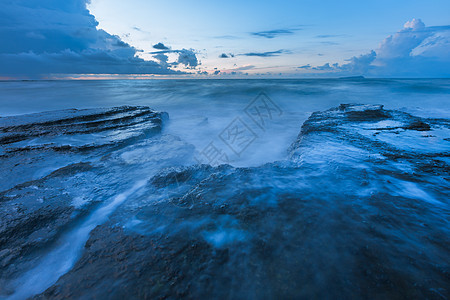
xmin=1 ymin=79 xmax=449 ymax=167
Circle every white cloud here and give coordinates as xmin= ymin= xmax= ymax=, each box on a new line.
xmin=410 ymin=29 xmax=450 ymax=59
xmin=304 ymin=19 xmax=450 ymax=77
xmin=376 ymin=19 xmax=429 ymax=60
xmin=150 ymin=48 xmax=200 ymax=68
xmin=339 ymin=51 xmax=376 ymax=73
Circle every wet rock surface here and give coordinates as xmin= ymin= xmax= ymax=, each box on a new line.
xmin=0 ymin=106 xmax=167 ymax=191
xmin=0 ymin=106 xmax=166 ymax=152
xmin=0 ymin=106 xmax=178 ymax=297
xmin=27 ymin=104 xmax=449 ymax=299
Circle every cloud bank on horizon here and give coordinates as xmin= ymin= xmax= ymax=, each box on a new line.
xmin=301 ymin=19 xmax=450 ymax=77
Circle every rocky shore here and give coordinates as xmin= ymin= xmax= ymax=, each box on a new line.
xmin=1 ymin=104 xmax=448 ymax=299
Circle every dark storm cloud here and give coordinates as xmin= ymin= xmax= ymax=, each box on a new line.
xmin=0 ymin=0 xmax=178 ymax=78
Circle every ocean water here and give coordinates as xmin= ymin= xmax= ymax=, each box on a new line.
xmin=0 ymin=79 xmax=449 ymax=299
xmin=1 ymin=78 xmax=449 ymax=167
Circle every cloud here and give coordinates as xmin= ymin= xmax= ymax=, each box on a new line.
xmin=305 ymin=19 xmax=450 ymax=77
xmin=176 ymin=49 xmax=199 ymax=68
xmin=150 ymin=48 xmax=200 ymax=68
xmin=153 ymin=42 xmax=170 ymax=50
xmin=376 ymin=19 xmax=428 ymax=59
xmin=251 ymin=29 xmax=299 ymax=39
xmin=315 ymin=34 xmax=346 ymax=39
xmin=312 ymin=63 xmax=337 ymax=71
xmin=411 ymin=29 xmax=450 ymax=59
xmin=339 ymin=51 xmax=377 ymax=73
xmin=219 ymin=53 xmax=234 ymax=58
xmin=1 ymin=50 xmax=178 ymax=76
xmin=0 ymin=0 xmax=177 ymax=78
xmin=233 ymin=65 xmax=255 ymax=71
xmin=302 ymin=51 xmax=376 ymax=73
xmin=153 ymin=53 xmax=169 ymax=66
xmin=241 ymin=50 xmax=288 ymax=57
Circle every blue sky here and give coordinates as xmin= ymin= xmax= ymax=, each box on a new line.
xmin=1 ymin=0 xmax=449 ymax=78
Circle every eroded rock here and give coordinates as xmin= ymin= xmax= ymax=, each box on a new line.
xmin=0 ymin=106 xmax=171 ymax=295
xmin=35 ymin=104 xmax=449 ymax=299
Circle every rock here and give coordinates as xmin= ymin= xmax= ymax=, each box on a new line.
xmin=0 ymin=106 xmax=168 ymax=190
xmin=339 ymin=103 xmax=388 ymax=121
xmin=34 ymin=104 xmax=450 ymax=299
xmin=290 ymin=104 xmax=449 ymax=167
xmin=0 ymin=163 xmax=96 ymax=282
xmin=404 ymin=120 xmax=431 ymax=131
xmin=0 ymin=106 xmax=171 ymax=289
xmin=0 ymin=106 xmax=167 ymax=153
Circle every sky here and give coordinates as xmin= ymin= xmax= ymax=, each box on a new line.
xmin=1 ymin=0 xmax=449 ymax=79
